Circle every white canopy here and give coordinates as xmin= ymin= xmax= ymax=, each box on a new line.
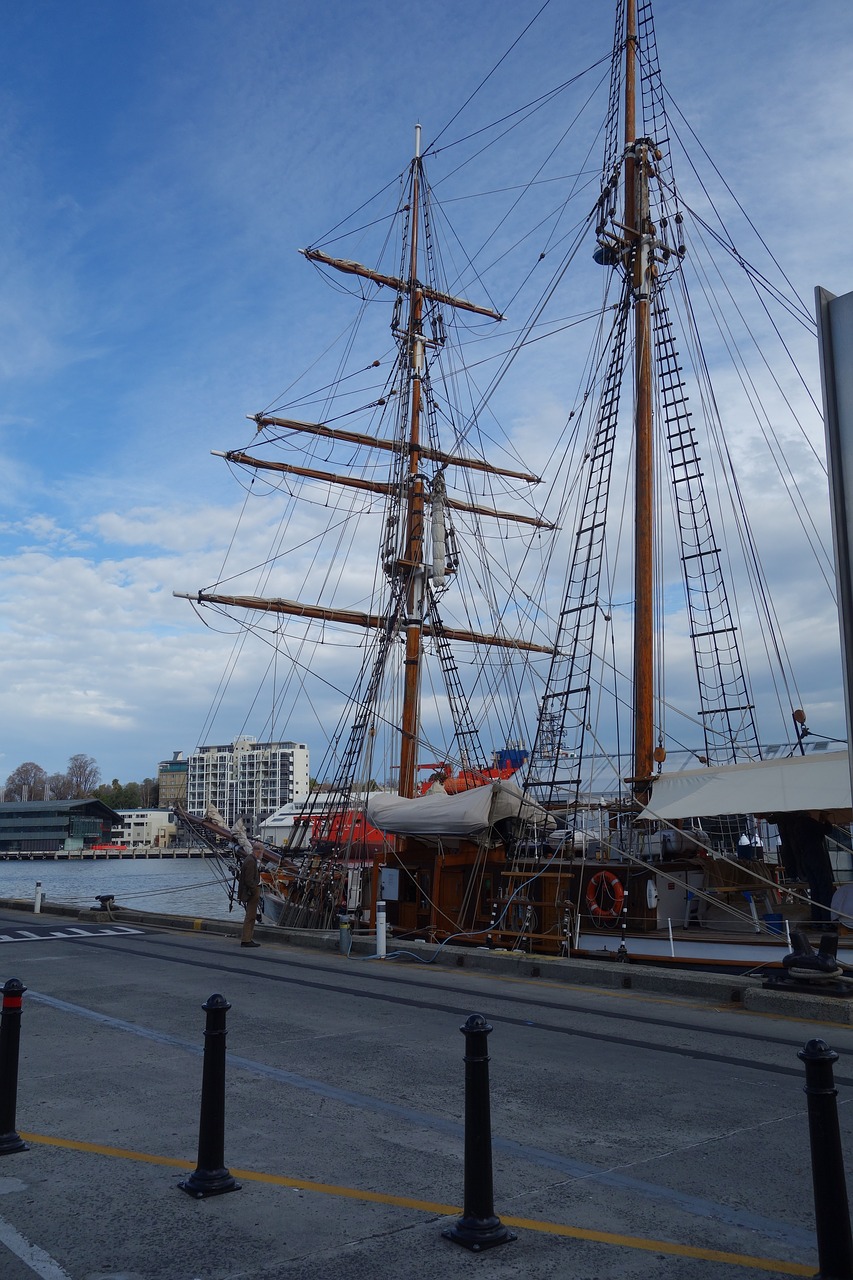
xmin=366 ymin=779 xmax=550 ymax=838
xmin=638 ymin=750 xmax=851 ymax=821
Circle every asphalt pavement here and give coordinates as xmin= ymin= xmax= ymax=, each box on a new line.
xmin=0 ymin=899 xmax=850 ymax=1279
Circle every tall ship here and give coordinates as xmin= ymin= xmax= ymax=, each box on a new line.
xmin=177 ymin=1 xmax=852 ymax=971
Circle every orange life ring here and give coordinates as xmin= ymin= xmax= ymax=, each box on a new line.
xmin=586 ymin=870 xmax=625 ymax=921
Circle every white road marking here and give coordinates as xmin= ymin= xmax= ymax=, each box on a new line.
xmin=0 ymin=1211 xmax=72 ymax=1279
xmin=0 ymin=926 xmax=144 ymax=945
xmin=0 ymin=1178 xmax=27 ymax=1196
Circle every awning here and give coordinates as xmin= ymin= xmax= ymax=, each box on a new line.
xmin=366 ymin=779 xmax=551 ymax=838
xmin=638 ymin=750 xmax=851 ymax=822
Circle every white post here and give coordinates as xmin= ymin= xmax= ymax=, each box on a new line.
xmin=376 ymin=900 xmax=387 ymax=959
xmin=667 ymin=917 xmax=675 ymax=957
xmin=34 ymin=882 xmax=43 ymax=914
xmin=785 ymin=918 xmax=792 ymax=950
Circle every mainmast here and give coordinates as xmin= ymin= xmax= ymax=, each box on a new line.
xmin=522 ymin=0 xmax=763 ymax=817
xmin=625 ymin=0 xmax=655 ymax=801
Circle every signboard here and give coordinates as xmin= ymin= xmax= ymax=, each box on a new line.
xmin=816 ymin=286 xmax=853 ymax=803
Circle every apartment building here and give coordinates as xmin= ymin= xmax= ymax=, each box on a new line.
xmin=186 ymin=736 xmax=310 ymax=830
xmin=111 ymin=808 xmax=177 ymax=848
xmin=158 ymin=752 xmax=188 ymax=806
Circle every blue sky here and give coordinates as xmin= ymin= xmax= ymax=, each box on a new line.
xmin=0 ymin=0 xmax=851 ymax=787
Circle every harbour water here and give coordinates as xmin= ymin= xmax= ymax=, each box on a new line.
xmin=0 ymin=856 xmax=235 ymax=921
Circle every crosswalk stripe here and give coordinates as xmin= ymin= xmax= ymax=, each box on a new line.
xmin=0 ymin=925 xmax=145 ymax=944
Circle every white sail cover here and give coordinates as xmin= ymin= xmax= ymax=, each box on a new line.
xmin=638 ymin=750 xmax=852 ymax=821
xmin=366 ymin=779 xmax=550 ymax=837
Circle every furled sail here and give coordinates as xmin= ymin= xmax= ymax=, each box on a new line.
xmin=366 ymin=779 xmax=553 ymax=837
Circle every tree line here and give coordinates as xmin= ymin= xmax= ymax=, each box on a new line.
xmin=93 ymin=777 xmax=160 ymax=809
xmin=4 ymin=756 xmax=159 ymax=809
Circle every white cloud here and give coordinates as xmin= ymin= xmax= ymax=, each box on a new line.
xmin=0 ymin=0 xmax=850 ymax=788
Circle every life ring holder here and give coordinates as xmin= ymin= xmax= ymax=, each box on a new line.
xmin=586 ymin=870 xmax=625 ymax=925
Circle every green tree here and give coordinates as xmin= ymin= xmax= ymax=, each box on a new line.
xmin=93 ymin=776 xmax=162 ymax=810
xmin=121 ymin=782 xmax=142 ymax=808
xmin=94 ymin=780 xmax=122 ymax=808
xmin=140 ymin=778 xmax=159 ymax=807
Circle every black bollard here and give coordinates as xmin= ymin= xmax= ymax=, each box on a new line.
xmin=0 ymin=978 xmax=28 ymax=1155
xmin=799 ymin=1038 xmax=853 ymax=1280
xmin=442 ymin=1013 xmax=516 ymax=1251
xmin=178 ymin=994 xmax=241 ymax=1198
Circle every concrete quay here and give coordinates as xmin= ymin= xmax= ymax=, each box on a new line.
xmin=0 ymin=900 xmax=848 ymax=1278
xmin=2 ymin=893 xmax=852 ymax=1025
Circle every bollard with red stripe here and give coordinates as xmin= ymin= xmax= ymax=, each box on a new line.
xmin=0 ymin=978 xmax=28 ymax=1155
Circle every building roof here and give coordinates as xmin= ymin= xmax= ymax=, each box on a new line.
xmin=0 ymin=798 xmax=121 ymax=819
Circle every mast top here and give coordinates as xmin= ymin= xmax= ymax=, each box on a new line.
xmin=414 ymin=123 xmax=421 ymax=159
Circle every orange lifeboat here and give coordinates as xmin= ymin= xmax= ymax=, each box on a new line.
xmin=417 ymin=759 xmax=521 ymax=795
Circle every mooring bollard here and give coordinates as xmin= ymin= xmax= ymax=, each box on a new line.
xmin=0 ymin=978 xmax=29 ymax=1155
xmin=338 ymin=910 xmax=353 ymax=957
xmin=442 ymin=1013 xmax=516 ymax=1251
xmin=375 ymin=899 xmax=387 ymax=958
xmin=799 ymin=1038 xmax=853 ymax=1280
xmin=178 ymin=994 xmax=241 ymax=1198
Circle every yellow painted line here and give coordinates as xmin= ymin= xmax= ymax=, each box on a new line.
xmin=19 ymin=1132 xmax=811 ymax=1274
xmin=22 ymin=1133 xmax=194 ymax=1170
xmin=497 ymin=1217 xmax=813 ymax=1274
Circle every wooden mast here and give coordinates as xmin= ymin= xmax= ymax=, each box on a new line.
xmin=399 ymin=124 xmax=425 ymax=800
xmin=625 ymin=0 xmax=655 ymax=801
xmin=181 ymin=130 xmax=507 ymax=820
xmin=295 ymin=131 xmax=501 ymax=797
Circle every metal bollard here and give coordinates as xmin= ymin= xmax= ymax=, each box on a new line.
xmin=442 ymin=1014 xmax=516 ymax=1251
xmin=375 ymin=899 xmax=387 ymax=958
xmin=0 ymin=979 xmax=29 ymax=1155
xmin=338 ymin=910 xmax=352 ymax=957
xmin=799 ymin=1038 xmax=853 ymax=1280
xmin=178 ymin=994 xmax=241 ymax=1198
xmin=33 ymin=882 xmax=42 ymax=914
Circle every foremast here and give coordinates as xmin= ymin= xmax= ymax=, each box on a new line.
xmin=300 ymin=125 xmax=512 ymax=799
xmin=177 ymin=127 xmax=550 ymax=809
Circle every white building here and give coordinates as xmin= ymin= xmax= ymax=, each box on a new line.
xmin=186 ymin=737 xmax=310 ymax=830
xmin=111 ymin=808 xmax=177 ymax=848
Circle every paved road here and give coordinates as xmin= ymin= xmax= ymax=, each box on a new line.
xmin=0 ymin=905 xmax=849 ymax=1279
